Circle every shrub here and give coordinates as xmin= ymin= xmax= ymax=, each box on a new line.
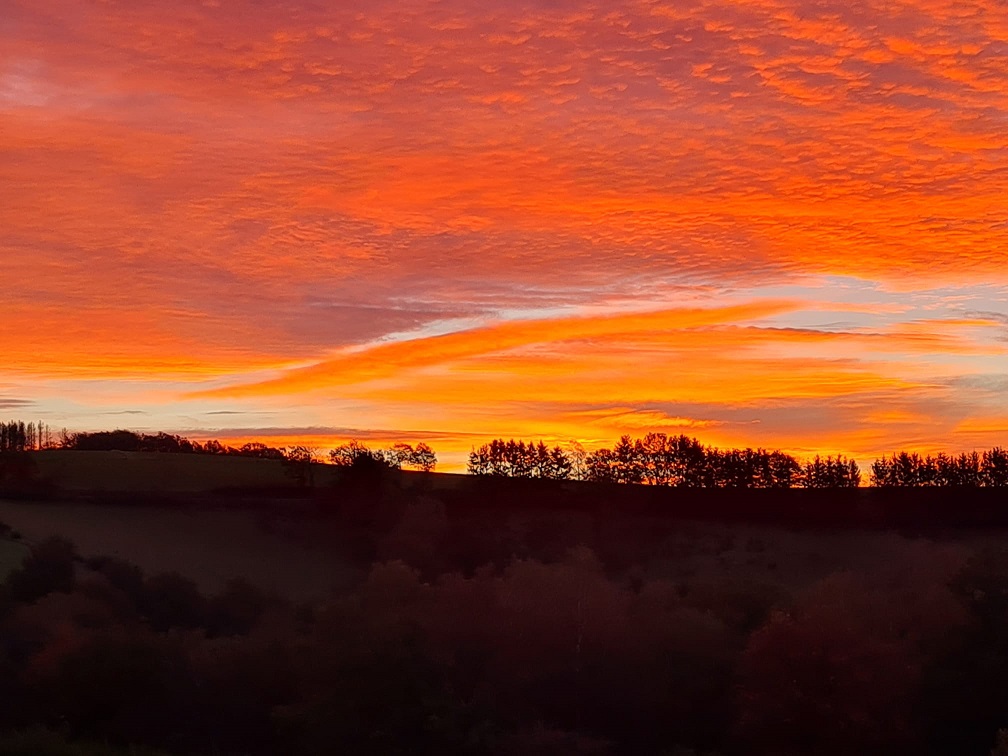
xmin=27 ymin=630 xmax=198 ymax=750
xmin=5 ymin=538 xmax=76 ymax=604
xmin=950 ymin=547 xmax=1008 ymax=626
xmin=139 ymin=573 xmax=206 ymax=632
xmin=83 ymin=557 xmax=144 ymax=607
xmin=736 ymin=567 xmax=965 ymax=755
xmin=205 ymin=578 xmax=276 ymax=637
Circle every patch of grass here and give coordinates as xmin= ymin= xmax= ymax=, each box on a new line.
xmin=0 ymin=501 xmax=361 ymax=600
xmin=31 ymin=450 xmax=303 ymax=493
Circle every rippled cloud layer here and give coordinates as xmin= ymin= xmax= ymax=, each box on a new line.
xmin=3 ymin=0 xmax=1008 ymax=468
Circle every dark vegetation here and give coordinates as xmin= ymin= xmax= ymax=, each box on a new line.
xmin=468 ymin=435 xmax=861 ymax=488
xmin=468 ymin=434 xmax=1008 ymax=490
xmin=0 ymin=421 xmax=54 ymax=453
xmin=5 ymin=421 xmax=1008 ymax=752
xmin=329 ymin=440 xmax=437 ymax=472
xmin=871 ymin=449 xmax=1008 ymax=487
xmin=0 ymin=423 xmax=433 ymax=471
xmin=2 ymin=473 xmax=1008 ymax=755
xmin=63 ymin=431 xmax=287 ymax=458
xmin=10 ymin=420 xmax=1008 ymax=490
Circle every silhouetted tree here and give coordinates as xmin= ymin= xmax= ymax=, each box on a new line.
xmin=567 ymin=441 xmax=588 ymax=481
xmin=0 ymin=421 xmax=29 ymax=453
xmin=982 ymin=448 xmax=1008 ymax=487
xmin=801 ymin=455 xmax=861 ymax=488
xmin=869 ymin=448 xmax=1008 ymax=488
xmin=613 ymin=435 xmax=642 ymax=484
xmin=674 ymin=434 xmax=709 ymax=487
xmin=584 ymin=447 xmax=617 ymax=483
xmin=384 ymin=443 xmax=438 ymax=472
xmin=283 ymin=446 xmax=319 ymax=487
xmin=467 ymin=439 xmax=572 ymax=479
xmin=236 ymin=442 xmax=285 ymax=460
xmin=200 ymin=439 xmax=233 ymax=455
xmin=329 ymin=440 xmax=384 ymax=468
xmin=709 ymin=448 xmax=760 ymax=488
xmin=406 ymin=442 xmax=438 ymax=472
xmin=466 ymin=443 xmax=493 ymax=476
xmin=636 ymin=433 xmax=676 ymax=486
xmin=548 ymin=445 xmax=572 ymax=480
xmin=934 ymin=452 xmax=982 ymax=487
xmin=871 ymin=452 xmax=928 ymax=487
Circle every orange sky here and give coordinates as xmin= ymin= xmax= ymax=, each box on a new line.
xmin=3 ymin=0 xmax=1008 ymax=470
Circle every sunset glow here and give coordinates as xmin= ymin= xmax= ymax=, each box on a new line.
xmin=4 ymin=0 xmax=1008 ymax=469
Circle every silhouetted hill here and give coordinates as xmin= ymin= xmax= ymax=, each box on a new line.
xmin=0 ymin=450 xmax=1006 ymax=530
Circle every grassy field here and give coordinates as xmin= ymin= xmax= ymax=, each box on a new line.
xmin=29 ymin=450 xmax=333 ymax=493
xmin=26 ymin=449 xmax=447 ymax=494
xmin=0 ymin=500 xmax=361 ymax=600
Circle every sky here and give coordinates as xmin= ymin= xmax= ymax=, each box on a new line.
xmin=2 ymin=0 xmax=1008 ymax=471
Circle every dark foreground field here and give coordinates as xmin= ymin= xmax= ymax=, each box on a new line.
xmin=3 ymin=456 xmax=1008 ymax=754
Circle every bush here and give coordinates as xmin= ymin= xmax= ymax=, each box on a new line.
xmin=950 ymin=547 xmax=1008 ymax=626
xmin=272 ymin=626 xmax=469 ymax=755
xmin=914 ymin=547 xmax=1008 ymax=754
xmin=205 ymin=578 xmax=275 ymax=637
xmin=139 ymin=573 xmax=206 ymax=632
xmin=5 ymin=538 xmax=76 ymax=603
xmin=83 ymin=557 xmax=145 ymax=607
xmin=736 ymin=567 xmax=965 ymax=755
xmin=378 ymin=497 xmax=449 ymax=575
xmin=28 ymin=630 xmax=198 ymax=750
xmin=185 ymin=634 xmax=299 ymax=754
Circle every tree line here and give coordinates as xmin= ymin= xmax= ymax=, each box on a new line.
xmin=12 ymin=427 xmax=440 ymax=472
xmin=328 ymin=440 xmax=437 ymax=472
xmin=470 ymin=435 xmax=1008 ymax=489
xmin=466 ymin=439 xmax=574 ymax=479
xmin=870 ymin=449 xmax=1008 ymax=488
xmin=0 ymin=421 xmax=55 ymax=453
xmin=61 ymin=430 xmax=289 ymax=458
xmin=468 ymin=434 xmax=861 ymax=488
xmin=13 ymin=420 xmax=1008 ymax=488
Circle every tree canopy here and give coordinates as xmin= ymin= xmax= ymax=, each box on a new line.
xmin=469 ymin=433 xmax=861 ymax=489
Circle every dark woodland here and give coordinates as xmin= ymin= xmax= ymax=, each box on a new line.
xmin=3 ymin=422 xmax=1008 ymax=753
